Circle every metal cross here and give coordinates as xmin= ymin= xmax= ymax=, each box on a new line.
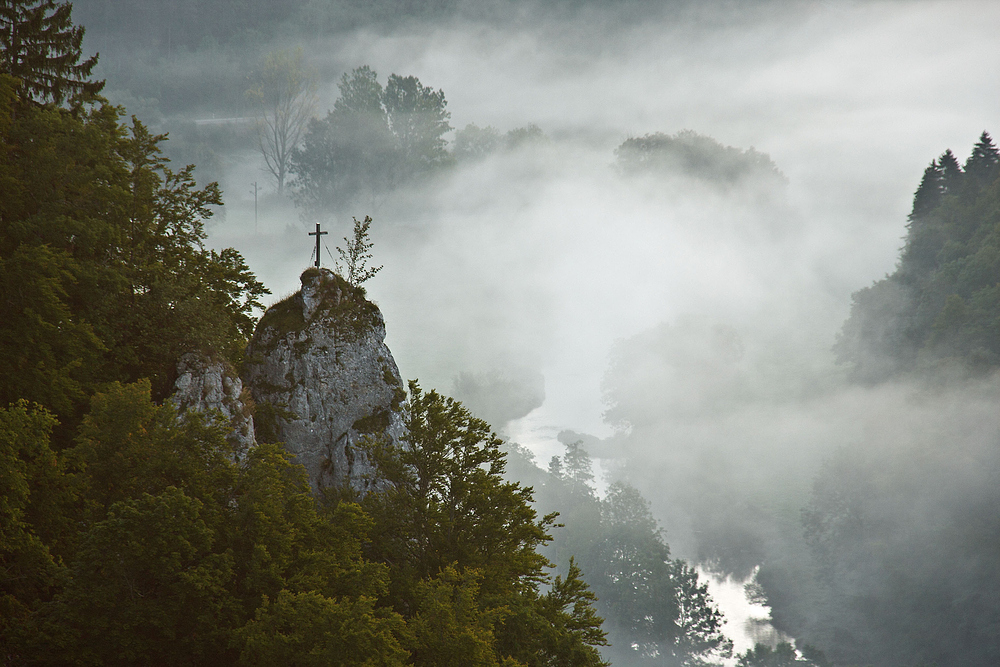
xmin=308 ymin=222 xmax=328 ymax=268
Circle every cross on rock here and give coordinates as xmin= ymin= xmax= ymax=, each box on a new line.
xmin=308 ymin=222 xmax=328 ymax=268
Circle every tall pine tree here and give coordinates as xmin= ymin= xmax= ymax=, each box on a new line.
xmin=0 ymin=0 xmax=103 ymax=106
xmin=908 ymin=159 xmax=943 ymax=220
xmin=937 ymin=148 xmax=964 ymax=194
xmin=964 ymin=130 xmax=1000 ymax=186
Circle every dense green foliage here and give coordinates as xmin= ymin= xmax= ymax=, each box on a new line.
xmin=0 ymin=66 xmax=267 ymax=426
xmin=0 ymin=383 xmax=407 ymax=665
xmin=34 ymin=5 xmax=1000 ymax=666
xmin=0 ymin=14 xmax=614 ymax=661
xmin=1 ymin=378 xmax=613 ymax=665
xmin=360 ymin=382 xmax=609 ymax=667
xmin=836 ymin=131 xmax=1000 ymax=380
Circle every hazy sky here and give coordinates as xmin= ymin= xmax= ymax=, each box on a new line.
xmin=209 ymin=0 xmax=999 ymax=448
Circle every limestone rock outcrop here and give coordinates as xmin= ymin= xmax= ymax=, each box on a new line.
xmin=170 ymin=353 xmax=256 ymax=456
xmin=243 ymin=267 xmax=406 ymax=493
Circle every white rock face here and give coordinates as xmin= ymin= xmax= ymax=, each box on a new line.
xmin=243 ymin=268 xmax=405 ymax=493
xmin=170 ymin=353 xmax=256 ymax=456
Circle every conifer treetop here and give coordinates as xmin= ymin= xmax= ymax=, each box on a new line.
xmin=965 ymin=130 xmax=1000 ymax=185
xmin=0 ymin=0 xmax=104 ymax=106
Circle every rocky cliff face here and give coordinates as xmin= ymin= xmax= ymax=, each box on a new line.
xmin=170 ymin=352 xmax=256 ymax=456
xmin=242 ymin=267 xmax=406 ymax=493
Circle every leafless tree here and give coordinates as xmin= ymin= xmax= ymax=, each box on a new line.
xmin=246 ymin=48 xmax=317 ymax=194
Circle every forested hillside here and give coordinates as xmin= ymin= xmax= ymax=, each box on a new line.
xmin=0 ymin=3 xmax=610 ymax=664
xmin=754 ymin=134 xmax=1000 ymax=665
xmin=836 ymin=132 xmax=1000 ymax=381
xmin=0 ymin=1 xmax=268 ymax=428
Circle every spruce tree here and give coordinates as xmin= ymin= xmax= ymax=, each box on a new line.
xmin=908 ymin=159 xmax=943 ymax=220
xmin=964 ymin=130 xmax=1000 ymax=186
xmin=0 ymin=0 xmax=104 ymax=106
xmin=938 ymin=148 xmax=964 ymax=194
xmin=291 ymin=66 xmax=453 ymax=217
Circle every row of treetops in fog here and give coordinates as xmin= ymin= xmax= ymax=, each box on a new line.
xmin=245 ymin=53 xmax=787 ymax=223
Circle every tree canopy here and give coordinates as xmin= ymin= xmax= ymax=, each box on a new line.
xmin=0 ymin=7 xmax=750 ymax=665
xmin=0 ymin=381 xmax=405 ymax=664
xmin=0 ymin=10 xmax=617 ymax=659
xmin=615 ymin=130 xmax=785 ymax=188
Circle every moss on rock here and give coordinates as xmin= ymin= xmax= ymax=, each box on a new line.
xmin=352 ymin=408 xmax=390 ymax=435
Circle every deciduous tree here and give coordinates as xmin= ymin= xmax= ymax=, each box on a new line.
xmin=383 ymin=73 xmax=452 ymax=174
xmin=42 ymin=488 xmax=238 ymax=666
xmin=454 ymin=123 xmax=501 ymax=161
xmin=237 ymin=589 xmax=408 ymax=666
xmin=291 ymin=66 xmax=452 ymax=217
xmin=337 ymin=215 xmax=383 ymax=288
xmin=361 ymin=382 xmax=608 ymax=666
xmin=0 ymin=402 xmax=66 ymax=657
xmin=0 ymin=72 xmax=268 ymax=417
xmin=292 ymin=65 xmax=396 ymax=218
